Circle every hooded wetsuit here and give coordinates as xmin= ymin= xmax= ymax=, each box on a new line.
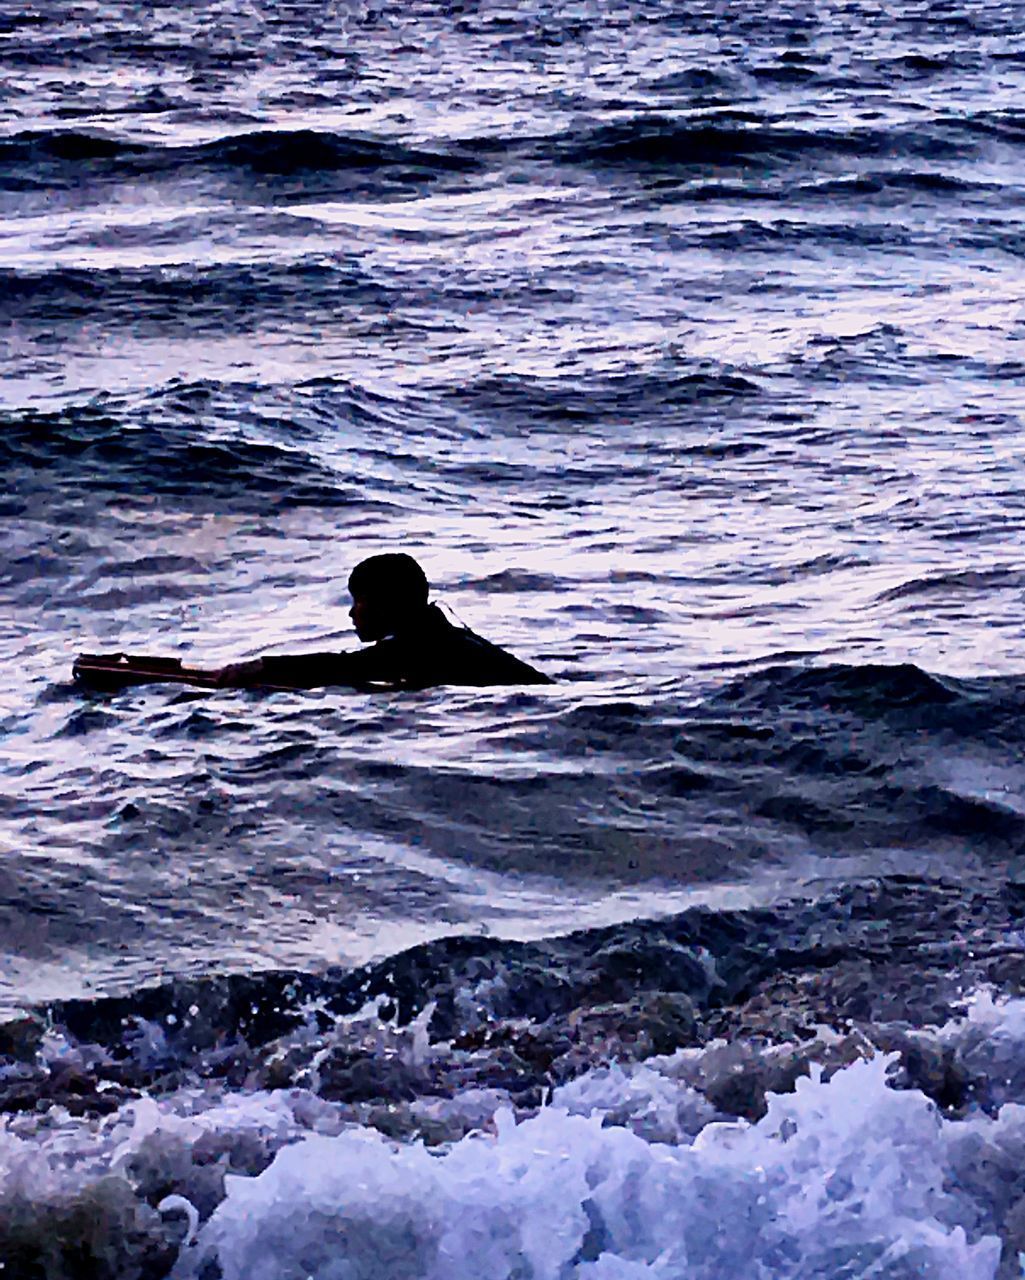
xmin=257 ymin=604 xmax=551 ymax=691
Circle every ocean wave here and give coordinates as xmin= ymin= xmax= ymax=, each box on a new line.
xmin=546 ymin=113 xmax=976 ymax=168
xmin=3 ymin=881 xmax=1025 ymax=1277
xmin=661 ymin=168 xmax=988 ymax=207
xmin=954 ymin=109 xmax=1025 ymax=141
xmin=443 ymin=369 xmax=762 ymax=431
xmin=192 ymin=128 xmax=480 ymax=176
xmin=800 ymin=169 xmax=987 ymax=197
xmin=3 ymin=877 xmax=1017 ymax=1093
xmin=465 ymin=569 xmax=565 ymax=594
xmin=0 ymin=127 xmax=481 ymax=192
xmin=182 ymin=1062 xmax=1002 ymax=1280
xmin=126 ymin=662 xmax=1025 ymax=886
xmin=0 ymin=259 xmax=388 ymax=332
xmin=1 ymin=1037 xmax=1019 ymax=1279
xmin=714 ymin=660 xmax=973 ymax=714
xmin=0 ymin=130 xmax=136 ymax=163
xmin=865 ymin=51 xmax=963 ymax=78
xmin=643 ymin=66 xmax=750 ymax=96
xmin=0 ymin=399 xmax=372 ymax=512
xmin=877 ymin=567 xmax=1025 ymax=603
xmin=688 ymin=220 xmax=922 ymax=251
xmin=33 ymin=660 xmax=1025 ymax=955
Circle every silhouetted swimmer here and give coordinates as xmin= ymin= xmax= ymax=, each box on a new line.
xmin=215 ymin=553 xmax=553 ymax=691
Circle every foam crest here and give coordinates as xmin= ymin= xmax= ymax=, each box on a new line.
xmin=178 ymin=1054 xmax=1003 ymax=1280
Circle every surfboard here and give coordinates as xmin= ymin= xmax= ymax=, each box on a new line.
xmin=71 ymin=653 xmax=305 ymax=692
xmin=72 ymin=653 xmax=221 ymax=691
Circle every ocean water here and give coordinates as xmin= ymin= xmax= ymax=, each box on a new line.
xmin=5 ymin=0 xmax=1025 ymax=1275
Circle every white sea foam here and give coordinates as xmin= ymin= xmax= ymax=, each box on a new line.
xmin=12 ymin=999 xmax=1025 ymax=1278
xmin=174 ymin=1053 xmax=1007 ymax=1280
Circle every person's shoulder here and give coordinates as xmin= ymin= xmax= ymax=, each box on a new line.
xmin=391 ymin=605 xmax=552 ymax=686
xmin=450 ymin=623 xmax=553 ymax=684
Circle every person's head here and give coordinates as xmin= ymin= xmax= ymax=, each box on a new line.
xmin=347 ymin=553 xmax=430 ymax=641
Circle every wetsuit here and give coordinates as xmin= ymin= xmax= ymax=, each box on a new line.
xmin=257 ymin=604 xmax=552 ymax=690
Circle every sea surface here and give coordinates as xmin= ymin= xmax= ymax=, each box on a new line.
xmin=4 ymin=0 xmax=1025 ymax=1276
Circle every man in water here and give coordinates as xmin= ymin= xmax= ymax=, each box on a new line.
xmin=215 ymin=553 xmax=552 ymax=690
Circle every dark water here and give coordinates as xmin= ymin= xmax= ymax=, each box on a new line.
xmin=5 ymin=1 xmax=1025 ymax=1276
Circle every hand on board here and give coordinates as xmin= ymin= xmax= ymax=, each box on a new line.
xmin=214 ymin=658 xmax=266 ymax=688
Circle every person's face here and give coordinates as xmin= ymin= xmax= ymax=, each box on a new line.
xmin=349 ymin=593 xmax=390 ymax=642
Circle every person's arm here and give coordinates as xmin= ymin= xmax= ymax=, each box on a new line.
xmin=213 ymin=652 xmax=351 ymax=689
xmin=214 ymin=647 xmax=400 ymax=690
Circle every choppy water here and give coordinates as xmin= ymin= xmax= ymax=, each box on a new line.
xmin=5 ymin=0 xmax=1025 ymax=1275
